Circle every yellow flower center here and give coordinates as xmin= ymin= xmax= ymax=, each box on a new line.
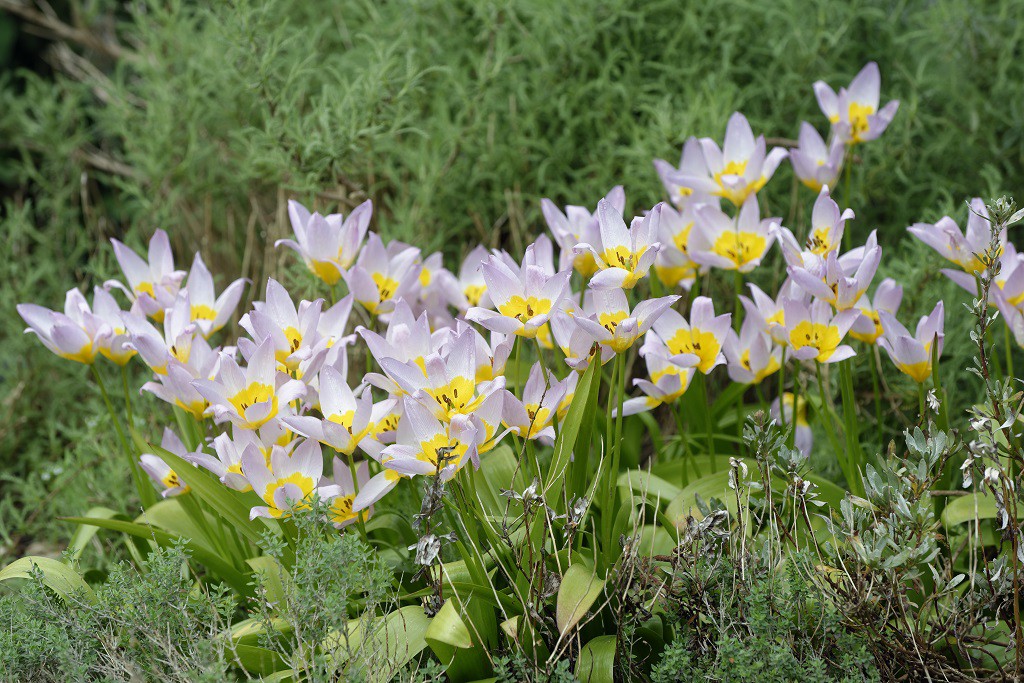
xmin=600 ymin=246 xmax=648 ymax=287
xmin=191 ymin=304 xmax=218 ymax=322
xmin=806 ymin=227 xmax=835 ymax=255
xmin=262 ymin=472 xmax=315 ymax=510
xmin=847 ymin=102 xmax=875 ymax=143
xmin=672 ymin=223 xmax=693 ymax=254
xmin=788 ymin=321 xmax=842 ymax=362
xmin=364 ymin=273 xmax=400 ymax=312
xmin=309 ymin=259 xmax=343 ymax=285
xmin=418 ymin=433 xmax=468 ymax=473
xmin=739 ymin=349 xmax=781 ymax=384
xmin=160 ymin=470 xmax=185 ymax=491
xmin=521 ymin=404 xmax=552 ymax=438
xmin=848 ymin=310 xmax=882 ymax=345
xmin=329 ymin=494 xmax=367 ymax=526
xmin=427 ymin=377 xmax=482 ymax=418
xmin=419 ymin=268 xmax=432 ymax=288
xmin=711 ymin=231 xmax=767 ymax=269
xmin=229 ymin=383 xmax=278 ymax=428
xmin=498 ymin=295 xmax=552 ymax=333
xmin=573 ymin=251 xmax=599 ymax=278
xmin=135 ymin=281 xmax=155 ymax=298
xmin=667 ymin=328 xmax=721 ymax=374
xmin=713 ymin=160 xmax=766 ymax=205
xmin=464 ymin=284 xmax=487 ymax=307
xmin=598 ymin=311 xmax=635 ymax=353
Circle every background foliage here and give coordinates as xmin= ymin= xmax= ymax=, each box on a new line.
xmin=0 ymin=0 xmax=1022 ymax=580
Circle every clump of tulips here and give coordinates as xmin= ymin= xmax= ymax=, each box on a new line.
xmin=8 ymin=62 xmax=1024 ymax=681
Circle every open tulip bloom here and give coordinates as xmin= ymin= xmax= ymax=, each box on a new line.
xmin=502 ymin=362 xmax=567 ymax=442
xmin=724 ymin=318 xmax=782 ymax=385
xmin=106 ymin=229 xmax=186 ymax=320
xmin=281 ymin=365 xmax=380 ymax=456
xmin=654 ymin=137 xmax=717 ymax=207
xmin=771 ymin=393 xmax=813 ymax=456
xmin=542 ymin=186 xmax=624 ymax=277
xmin=849 ymin=278 xmax=903 ymax=344
xmin=908 ymin=198 xmax=1004 ymax=276
xmin=787 ymin=232 xmax=882 ymax=310
xmin=781 ymin=298 xmax=859 ymax=363
xmin=466 ymin=250 xmax=571 ymax=338
xmin=671 ymin=112 xmax=788 ymax=206
xmin=378 ymin=397 xmax=481 ymax=482
xmin=814 ymin=61 xmax=899 ymax=144
xmin=242 ymin=438 xmax=340 ymax=520
xmin=878 ymin=302 xmax=945 ymax=383
xmin=276 ymin=199 xmax=372 ymax=285
xmin=574 ymin=199 xmax=663 ymax=289
xmin=790 ymin=122 xmax=845 ymax=192
xmin=343 ymin=233 xmax=422 ymax=316
xmin=573 ymin=288 xmax=680 ymax=355
xmin=183 ymin=253 xmax=246 ymax=338
xmin=193 ymin=338 xmax=306 ymax=430
xmin=689 ymin=194 xmax=778 ymax=273
xmin=804 ymin=186 xmax=855 ymax=256
xmin=139 ymin=428 xmax=199 ymax=498
xmin=620 ymin=349 xmax=696 ymax=416
xmin=645 ymin=296 xmax=729 ymax=374
xmin=18 ymin=288 xmax=117 ymax=365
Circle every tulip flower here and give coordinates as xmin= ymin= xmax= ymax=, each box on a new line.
xmin=378 ymin=397 xmax=480 ymax=482
xmin=790 ymin=122 xmax=845 ymax=192
xmin=123 ymin=294 xmax=199 ymax=374
xmin=804 ymin=186 xmax=855 ymax=256
xmin=193 ymin=339 xmax=306 ymax=430
xmin=550 ymin=308 xmax=607 ymax=372
xmin=142 ymin=362 xmax=213 ymax=419
xmin=654 ymin=137 xmax=717 ymax=207
xmin=344 ymin=233 xmax=422 ymax=316
xmin=787 ymin=232 xmax=882 ymax=311
xmin=502 ymin=362 xmax=567 ymax=442
xmin=380 ymin=329 xmax=501 ymax=421
xmin=781 ymin=298 xmax=859 ymax=363
xmin=186 ymin=428 xmax=269 ymax=492
xmin=276 ymin=199 xmax=372 ymax=285
xmin=106 ymin=230 xmax=185 ymax=320
xmin=573 ymin=288 xmax=679 ymax=354
xmin=672 ymin=112 xmax=788 ymax=206
xmin=281 ymin=365 xmax=379 ymax=455
xmin=324 ymin=457 xmax=372 ymax=529
xmin=90 ymin=287 xmax=136 ymax=365
xmin=878 ymin=302 xmax=944 ymax=383
xmin=944 ymin=242 xmax=1024 ymax=306
xmin=139 ymin=428 xmax=197 ymax=498
xmin=438 ymin=245 xmax=493 ymax=311
xmin=574 ymin=199 xmax=663 ymax=289
xmin=689 ymin=194 xmax=778 ymax=273
xmin=770 ymin=393 xmax=812 ymax=456
xmin=242 ymin=438 xmax=340 ymax=520
xmin=183 ymin=254 xmax=246 ymax=338
xmin=18 ymin=288 xmax=111 ymax=365
xmin=739 ymin=281 xmax=806 ymax=347
xmin=619 ymin=352 xmax=695 ymax=416
xmin=542 ymin=186 xmax=624 ymax=277
xmin=466 ymin=249 xmax=571 ymax=338
xmin=239 ymin=279 xmax=329 ymax=373
xmin=907 ymin=198 xmax=1003 ymax=276
xmin=724 ymin=318 xmax=782 ymax=385
xmin=646 ymin=296 xmax=730 ymax=374
xmin=814 ymin=62 xmax=899 ymax=144
xmin=849 ymin=278 xmax=903 ymax=344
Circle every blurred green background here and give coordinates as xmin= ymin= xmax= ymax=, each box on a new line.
xmin=1 ymin=0 xmax=1021 ymax=562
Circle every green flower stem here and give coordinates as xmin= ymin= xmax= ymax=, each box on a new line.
xmin=601 ymin=352 xmax=625 ymax=555
xmin=868 ymin=346 xmax=884 ymax=435
xmin=694 ymin=373 xmax=716 ymax=471
xmin=814 ymin=362 xmax=855 ymax=495
xmin=931 ymin=335 xmax=948 ymax=432
xmin=92 ymin=364 xmax=154 ymax=509
xmin=1005 ymin=323 xmax=1015 ymax=381
xmin=838 ymin=358 xmax=864 ymax=495
xmin=787 ymin=366 xmax=799 ymax=450
xmin=777 ymin=348 xmax=787 ymax=432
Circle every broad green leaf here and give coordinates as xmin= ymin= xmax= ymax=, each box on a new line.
xmin=942 ymin=492 xmax=1002 ymax=527
xmin=138 ymin=498 xmax=217 ymax=554
xmin=545 ymin=361 xmax=599 ymax=496
xmin=231 ymin=617 xmax=291 ymax=645
xmin=556 ymin=563 xmax=605 ymax=636
xmin=425 ymin=597 xmax=496 ymax=682
xmin=66 ymin=506 xmax=123 ymax=563
xmin=635 ymin=525 xmax=675 ymax=557
xmin=246 ymin=556 xmax=291 ymax=605
xmin=0 ymin=556 xmax=96 ymax=604
xmin=576 ymin=635 xmax=616 ymax=683
xmin=61 ymin=515 xmax=252 ymax=596
xmin=132 ymin=429 xmax=274 ymax=549
xmin=616 ymin=469 xmax=683 ymax=508
xmin=651 ymin=455 xmax=752 ymax=484
xmin=230 ymin=644 xmax=288 ymax=675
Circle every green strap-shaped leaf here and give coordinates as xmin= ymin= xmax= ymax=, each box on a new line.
xmin=425 ymin=598 xmax=496 ymax=682
xmin=246 ymin=556 xmax=291 ymax=605
xmin=230 ymin=644 xmax=288 ymax=676
xmin=576 ymin=635 xmax=616 ymax=683
xmin=942 ymin=492 xmax=1002 ymax=527
xmin=66 ymin=506 xmax=124 ymax=563
xmin=0 ymin=556 xmax=96 ymax=604
xmin=60 ymin=515 xmax=252 ymax=596
xmin=616 ymin=469 xmax=683 ymax=508
xmin=545 ymin=361 xmax=599 ymax=496
xmin=556 ymin=563 xmax=605 ymax=636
